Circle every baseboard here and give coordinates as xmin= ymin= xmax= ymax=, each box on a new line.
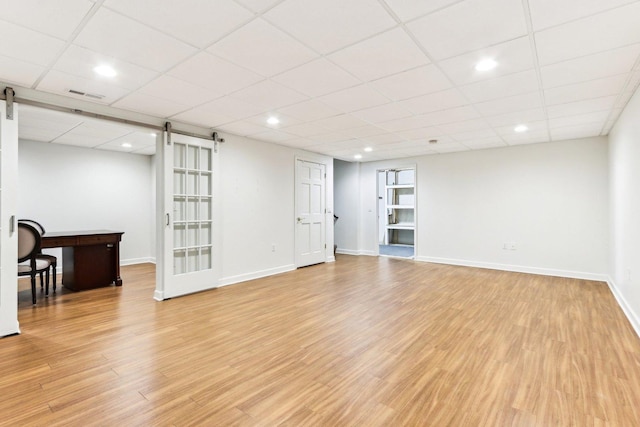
xmin=121 ymin=257 xmax=155 ymax=266
xmin=336 ymin=248 xmax=359 ymax=255
xmin=218 ymin=264 xmax=296 ymax=288
xmin=415 ymin=256 xmax=609 ymax=282
xmin=606 ymin=276 xmax=640 ymax=339
xmin=327 ymin=256 xmax=336 ymax=263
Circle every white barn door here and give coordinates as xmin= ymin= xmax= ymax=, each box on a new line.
xmin=155 ymin=132 xmax=219 ymax=300
xmin=0 ymin=99 xmax=19 ymax=336
xmin=295 ymin=159 xmax=326 ymax=267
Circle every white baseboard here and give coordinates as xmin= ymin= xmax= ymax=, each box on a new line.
xmin=121 ymin=257 xmax=155 ymax=266
xmin=415 ymin=256 xmax=609 ymax=282
xmin=0 ymin=321 xmax=20 ymax=337
xmin=327 ymin=256 xmax=336 ymax=263
xmin=218 ymin=264 xmax=296 ymax=288
xmin=606 ymin=276 xmax=640 ymax=339
xmin=336 ymin=248 xmax=359 ymax=255
xmin=153 ymin=290 xmax=164 ymax=301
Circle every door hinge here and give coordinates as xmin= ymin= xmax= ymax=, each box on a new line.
xmin=324 ymin=244 xmax=327 ymax=249
xmin=5 ymin=87 xmax=14 ymax=120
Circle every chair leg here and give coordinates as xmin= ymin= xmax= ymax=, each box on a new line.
xmin=30 ymin=274 xmax=37 ymax=305
xmin=52 ymin=262 xmax=57 ymax=292
xmin=45 ymin=268 xmax=50 ymax=296
xmin=39 ymin=271 xmax=44 ymax=289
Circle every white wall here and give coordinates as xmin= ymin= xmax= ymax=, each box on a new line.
xmin=333 ymin=159 xmax=359 ymax=254
xmin=18 ymin=140 xmax=155 ymax=266
xmin=218 ymin=133 xmax=334 ymax=285
xmin=609 ymin=88 xmax=640 ymax=336
xmin=357 ymin=137 xmax=609 ymax=278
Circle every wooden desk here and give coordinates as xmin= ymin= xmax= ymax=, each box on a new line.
xmin=42 ymin=230 xmax=124 ymax=291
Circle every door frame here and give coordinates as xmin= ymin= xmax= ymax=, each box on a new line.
xmin=375 ymin=164 xmax=417 ymax=258
xmin=294 ymin=154 xmax=334 ymax=268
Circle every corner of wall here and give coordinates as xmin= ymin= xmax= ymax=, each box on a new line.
xmin=606 ymin=276 xmax=640 ymax=339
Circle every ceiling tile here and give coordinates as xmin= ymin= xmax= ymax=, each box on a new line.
xmin=419 ymin=106 xmax=481 ymax=126
xmin=505 ymin=132 xmax=550 ymax=145
xmin=280 ymin=122 xmax=330 ymax=138
xmin=535 ymin=2 xmax=640 ymax=65
xmin=328 ymin=28 xmax=429 ymax=82
xmin=475 ymin=92 xmax=543 ymax=117
xmin=494 ymin=120 xmax=548 ymax=136
xmin=450 ymin=128 xmax=498 ymax=142
xmin=245 ymin=112 xmax=303 ymax=129
xmin=384 ymin=0 xmax=462 ymax=21
xmin=407 ymin=0 xmax=527 ymax=60
xmin=217 ymin=121 xmax=268 ymax=136
xmin=0 ymin=55 xmax=46 ymax=87
xmin=0 ymin=20 xmax=66 ymax=66
xmin=459 ymin=69 xmax=540 ymax=103
xmin=350 ymin=102 xmax=413 ymax=124
xmin=528 ymin=0 xmax=636 ymax=31
xmin=544 ymin=75 xmax=628 ymax=106
xmin=207 ymin=19 xmax=318 ymax=77
xmin=0 ymin=0 xmax=94 ymax=40
xmin=234 ymin=0 xmax=282 ymax=13
xmin=230 ymin=79 xmax=308 ymax=110
xmin=431 ymin=142 xmax=470 ymax=153
xmin=436 ymin=119 xmax=488 ymax=134
xmin=104 ymin=0 xmax=254 ymax=48
xmin=369 ymin=65 xmax=453 ymax=101
xmin=264 ymin=0 xmax=396 ymax=54
xmin=170 ymin=103 xmax=237 ymax=128
xmin=277 ymin=137 xmax=318 ymax=148
xmin=52 ymin=120 xmax=131 ymax=147
xmin=138 ymin=75 xmax=221 ymax=107
xmin=546 ymin=96 xmax=617 ymax=119
xmin=98 ymin=131 xmax=156 ymax=152
xmin=131 ymin=145 xmax=156 ymax=155
xmin=19 ymin=127 xmax=64 ymax=142
xmin=37 ymin=70 xmax=129 ymax=104
xmin=313 ymin=114 xmax=369 ymax=131
xmin=272 ymin=58 xmax=360 ymax=97
xmin=73 ymin=8 xmax=197 ymax=71
xmin=250 ymin=129 xmax=297 ymax=143
xmin=177 ymin=96 xmax=267 ymax=125
xmin=540 ymin=44 xmax=640 ymax=88
xmin=340 ymin=125 xmax=387 ymax=139
xmin=51 ymin=45 xmax=158 ymax=90
xmin=548 ymin=111 xmax=610 ymax=129
xmin=168 ymin=52 xmax=264 ymax=95
xmin=112 ymin=92 xmax=190 ymax=117
xmin=397 ymin=127 xmax=445 ymax=140
xmin=483 ymin=108 xmax=547 ymax=127
xmin=359 ymin=133 xmax=407 ymax=145
xmin=19 ymin=105 xmax=84 ymax=131
xmin=437 ymin=37 xmax=535 ymax=85
xmin=550 ymin=124 xmax=603 ymax=140
xmin=463 ymin=137 xmax=508 ymax=150
xmin=400 ymin=88 xmax=469 ymax=115
xmin=277 ymin=99 xmax=341 ymax=122
xmin=318 ymin=85 xmax=390 ymax=113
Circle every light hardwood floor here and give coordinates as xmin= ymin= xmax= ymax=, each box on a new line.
xmin=3 ymin=256 xmax=640 ymax=426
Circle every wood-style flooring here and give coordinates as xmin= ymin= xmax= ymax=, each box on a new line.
xmin=3 ymin=255 xmax=640 ymax=426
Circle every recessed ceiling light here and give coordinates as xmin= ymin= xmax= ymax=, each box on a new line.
xmin=364 ymin=147 xmax=373 ymax=152
xmin=354 ymin=154 xmax=362 ymax=160
xmin=267 ymin=116 xmax=280 ymax=125
xmin=93 ymin=64 xmax=117 ymax=78
xmin=475 ymin=59 xmax=498 ymax=72
xmin=121 ymin=142 xmax=132 ymax=148
xmin=514 ymin=124 xmax=529 ymax=133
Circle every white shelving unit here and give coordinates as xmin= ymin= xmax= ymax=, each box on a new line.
xmin=384 ymin=169 xmax=415 ymax=246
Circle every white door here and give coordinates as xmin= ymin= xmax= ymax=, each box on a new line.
xmin=155 ymin=132 xmax=219 ymax=300
xmin=295 ymin=159 xmax=326 ymax=267
xmin=0 ymin=99 xmax=19 ymax=336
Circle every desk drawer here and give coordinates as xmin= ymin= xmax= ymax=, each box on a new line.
xmin=42 ymin=236 xmax=77 ymax=248
xmin=78 ymin=235 xmax=119 ymax=245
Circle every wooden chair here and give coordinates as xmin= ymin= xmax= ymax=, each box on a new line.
xmin=18 ymin=222 xmax=54 ymax=304
xmin=18 ymin=219 xmax=58 ymax=292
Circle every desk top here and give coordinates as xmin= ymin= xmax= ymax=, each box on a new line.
xmin=44 ymin=230 xmax=124 ymax=238
xmin=41 ymin=230 xmax=124 ymax=249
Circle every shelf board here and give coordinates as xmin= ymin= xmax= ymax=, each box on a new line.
xmin=386 ymin=184 xmax=414 ymax=189
xmin=386 ymin=224 xmax=415 ymax=230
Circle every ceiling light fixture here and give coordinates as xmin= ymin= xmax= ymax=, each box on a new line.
xmin=364 ymin=147 xmax=373 ymax=152
xmin=267 ymin=116 xmax=280 ymax=125
xmin=475 ymin=59 xmax=498 ymax=72
xmin=354 ymin=154 xmax=363 ymax=160
xmin=121 ymin=142 xmax=132 ymax=148
xmin=93 ymin=64 xmax=117 ymax=78
xmin=514 ymin=124 xmax=529 ymax=133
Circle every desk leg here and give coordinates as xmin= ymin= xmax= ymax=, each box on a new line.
xmin=115 ymin=241 xmax=123 ymax=286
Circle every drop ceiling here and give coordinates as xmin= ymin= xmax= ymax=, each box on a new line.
xmin=2 ymin=0 xmax=639 ymax=161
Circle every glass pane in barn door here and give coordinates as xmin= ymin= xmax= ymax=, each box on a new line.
xmin=160 ymin=133 xmax=218 ymax=300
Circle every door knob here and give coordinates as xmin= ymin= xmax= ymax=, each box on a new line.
xmin=297 ymin=217 xmax=302 ymax=222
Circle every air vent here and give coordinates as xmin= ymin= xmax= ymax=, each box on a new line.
xmin=68 ymin=89 xmax=106 ymax=100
